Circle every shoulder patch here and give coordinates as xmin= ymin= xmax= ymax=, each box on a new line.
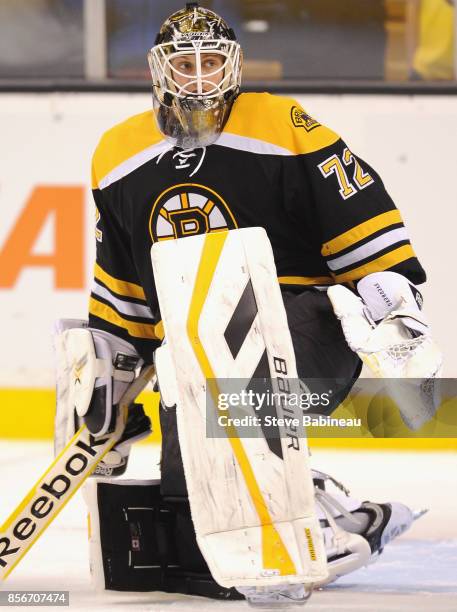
xmin=291 ymin=106 xmax=320 ymax=132
xmin=223 ymin=93 xmax=339 ymax=156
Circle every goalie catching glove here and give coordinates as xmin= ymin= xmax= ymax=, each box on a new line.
xmin=328 ymin=272 xmax=442 ymax=430
xmin=53 ymin=319 xmax=152 ymax=477
xmin=327 ymin=271 xmax=442 ymax=378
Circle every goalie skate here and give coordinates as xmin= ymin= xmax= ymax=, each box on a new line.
xmin=312 ymin=471 xmax=426 ymax=586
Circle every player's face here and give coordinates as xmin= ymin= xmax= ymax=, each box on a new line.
xmin=169 ymin=53 xmax=225 ymax=94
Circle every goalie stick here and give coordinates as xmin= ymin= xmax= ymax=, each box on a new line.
xmin=0 ymin=364 xmax=155 ymax=580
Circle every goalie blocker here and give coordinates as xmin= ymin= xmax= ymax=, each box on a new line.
xmin=53 ymin=320 xmax=153 ymax=477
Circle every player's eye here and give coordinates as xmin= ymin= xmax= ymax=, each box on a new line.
xmin=174 ymin=61 xmax=194 ymax=73
xmin=202 ymin=58 xmax=223 ymax=73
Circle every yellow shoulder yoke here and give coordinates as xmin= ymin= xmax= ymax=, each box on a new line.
xmin=224 ymin=92 xmax=340 ymax=155
xmin=92 ymin=110 xmax=163 ymax=189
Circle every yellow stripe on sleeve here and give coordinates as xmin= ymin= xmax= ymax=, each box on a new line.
xmin=278 ymin=275 xmax=334 ymax=286
xmin=94 ymin=263 xmax=146 ymax=300
xmin=333 ymin=244 xmax=416 ymax=283
xmin=322 ymin=210 xmax=403 ymax=257
xmin=153 ymin=320 xmax=165 ymax=341
xmin=89 ymin=297 xmax=160 ymax=340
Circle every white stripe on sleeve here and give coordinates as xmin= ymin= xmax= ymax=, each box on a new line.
xmin=327 ymin=227 xmax=409 ymax=272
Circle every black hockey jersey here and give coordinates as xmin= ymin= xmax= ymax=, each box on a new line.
xmin=89 ymin=92 xmax=425 ymax=361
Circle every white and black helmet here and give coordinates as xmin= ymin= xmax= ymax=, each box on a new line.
xmin=148 ymin=3 xmax=242 ymax=149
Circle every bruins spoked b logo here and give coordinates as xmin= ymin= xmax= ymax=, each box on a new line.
xmin=291 ymin=106 xmax=320 ymax=133
xmin=149 ymin=183 xmax=237 ymax=242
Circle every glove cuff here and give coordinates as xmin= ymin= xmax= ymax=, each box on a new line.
xmin=356 ymin=271 xmax=423 ymax=323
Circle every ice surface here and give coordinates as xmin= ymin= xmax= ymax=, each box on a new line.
xmin=1 ymin=441 xmax=456 ymax=611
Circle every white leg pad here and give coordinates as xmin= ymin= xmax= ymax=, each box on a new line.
xmin=151 ymin=228 xmax=328 ymax=589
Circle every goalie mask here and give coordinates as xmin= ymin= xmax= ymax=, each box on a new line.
xmin=148 ymin=3 xmax=242 ymax=149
